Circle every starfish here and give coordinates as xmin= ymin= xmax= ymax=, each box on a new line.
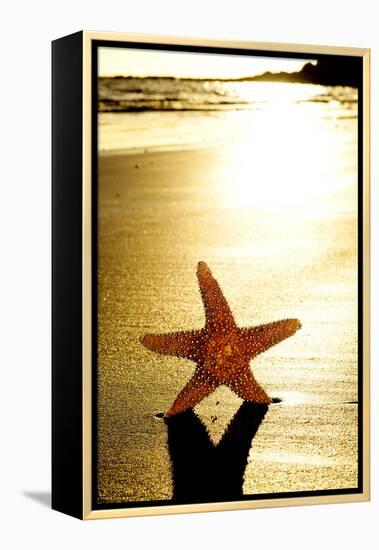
xmin=140 ymin=261 xmax=301 ymax=417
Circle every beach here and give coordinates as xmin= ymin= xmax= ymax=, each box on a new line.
xmin=97 ymin=125 xmax=358 ymax=504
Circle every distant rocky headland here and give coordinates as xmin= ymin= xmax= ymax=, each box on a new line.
xmin=243 ymin=58 xmax=361 ymax=88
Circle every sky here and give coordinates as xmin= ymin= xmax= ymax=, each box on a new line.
xmin=99 ymin=46 xmax=311 ymax=79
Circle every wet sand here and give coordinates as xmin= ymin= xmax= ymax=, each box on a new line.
xmin=97 ymin=145 xmax=358 ymax=504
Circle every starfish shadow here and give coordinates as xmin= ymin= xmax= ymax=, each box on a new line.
xmin=165 ymin=401 xmax=268 ymax=504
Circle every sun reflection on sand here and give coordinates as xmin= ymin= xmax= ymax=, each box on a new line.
xmin=216 ymin=93 xmax=357 ymax=212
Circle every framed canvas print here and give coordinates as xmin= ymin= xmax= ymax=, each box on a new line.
xmin=52 ymin=31 xmax=370 ymax=520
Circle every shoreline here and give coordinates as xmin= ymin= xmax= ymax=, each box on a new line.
xmin=98 ymin=140 xmax=223 ymax=158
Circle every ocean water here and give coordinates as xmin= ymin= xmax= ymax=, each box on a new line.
xmin=98 ymin=78 xmax=357 ymax=152
xmin=99 ymin=76 xmax=357 ymax=113
xmin=97 ymin=78 xmax=359 ymax=505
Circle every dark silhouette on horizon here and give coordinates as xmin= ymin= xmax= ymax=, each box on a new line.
xmin=247 ymin=58 xmax=361 ymax=88
xmin=165 ymin=402 xmax=268 ymax=504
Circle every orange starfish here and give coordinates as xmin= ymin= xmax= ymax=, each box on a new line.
xmin=140 ymin=262 xmax=301 ymax=417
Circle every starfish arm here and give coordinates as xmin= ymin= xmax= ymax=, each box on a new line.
xmin=227 ymin=364 xmax=272 ymax=404
xmin=197 ymin=261 xmax=235 ymax=329
xmin=165 ymin=369 xmax=217 ymax=417
xmin=140 ymin=330 xmax=204 ymax=360
xmin=239 ymin=318 xmax=301 ymax=359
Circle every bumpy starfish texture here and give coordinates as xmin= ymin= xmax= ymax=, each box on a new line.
xmin=140 ymin=262 xmax=301 ymax=417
